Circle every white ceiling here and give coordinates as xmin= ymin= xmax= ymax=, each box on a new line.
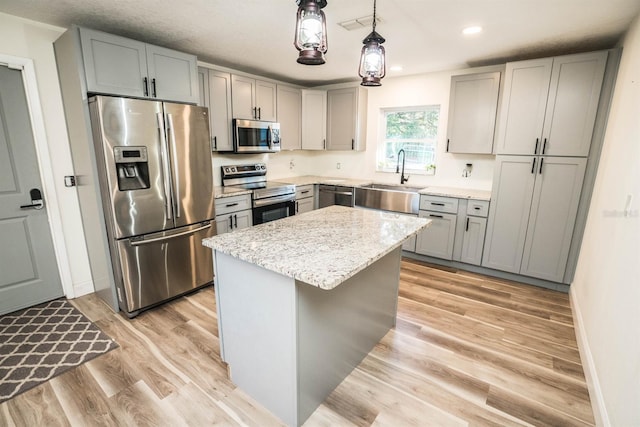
xmin=1 ymin=0 xmax=639 ymax=86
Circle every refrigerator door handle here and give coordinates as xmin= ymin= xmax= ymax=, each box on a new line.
xmin=130 ymin=223 xmax=212 ymax=246
xmin=167 ymin=113 xmax=181 ymax=219
xmin=157 ymin=112 xmax=173 ymax=221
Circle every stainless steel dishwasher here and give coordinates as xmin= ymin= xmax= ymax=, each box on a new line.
xmin=318 ymin=185 xmax=355 ymax=208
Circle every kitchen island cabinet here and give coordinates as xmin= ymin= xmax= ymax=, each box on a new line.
xmin=202 ymin=206 xmax=429 ymax=426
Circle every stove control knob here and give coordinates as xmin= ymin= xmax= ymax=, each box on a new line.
xmin=261 ymin=165 xmax=266 ymax=170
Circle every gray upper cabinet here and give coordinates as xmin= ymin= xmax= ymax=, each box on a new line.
xmin=301 ymin=89 xmax=327 ymax=150
xmin=496 ymin=51 xmax=607 ymax=156
xmin=482 ymin=155 xmax=586 ymax=282
xmin=540 ymin=52 xmax=607 ymax=156
xmin=231 ymin=75 xmax=277 ymax=121
xmin=326 ymin=87 xmax=367 ymax=151
xmin=277 ymin=85 xmax=302 ymax=150
xmin=79 ymin=27 xmax=198 ymax=104
xmin=446 ymin=71 xmax=501 ymax=154
xmin=198 ymin=68 xmax=233 ymax=151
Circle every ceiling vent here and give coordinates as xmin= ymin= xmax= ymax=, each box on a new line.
xmin=337 ymin=15 xmax=382 ymax=31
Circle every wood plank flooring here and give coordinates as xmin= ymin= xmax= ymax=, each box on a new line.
xmin=0 ymin=259 xmax=594 ymax=426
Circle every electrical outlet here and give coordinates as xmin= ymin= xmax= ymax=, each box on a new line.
xmin=289 ymin=160 xmax=295 ymax=170
xmin=336 ymin=162 xmax=341 ymax=169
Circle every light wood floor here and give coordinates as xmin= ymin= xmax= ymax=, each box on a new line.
xmin=0 ymin=259 xmax=594 ymax=426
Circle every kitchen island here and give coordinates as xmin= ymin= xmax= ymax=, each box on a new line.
xmin=202 ymin=206 xmax=430 ymax=426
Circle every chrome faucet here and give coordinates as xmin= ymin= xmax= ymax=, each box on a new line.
xmin=396 ymin=149 xmax=409 ymax=184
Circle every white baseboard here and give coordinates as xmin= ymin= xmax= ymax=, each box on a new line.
xmin=570 ymin=286 xmax=610 ymax=426
xmin=72 ymin=279 xmax=95 ymax=298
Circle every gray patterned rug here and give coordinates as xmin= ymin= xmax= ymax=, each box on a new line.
xmin=0 ymin=299 xmax=118 ymax=403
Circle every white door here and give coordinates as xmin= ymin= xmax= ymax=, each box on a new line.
xmin=0 ymin=65 xmax=64 ymax=315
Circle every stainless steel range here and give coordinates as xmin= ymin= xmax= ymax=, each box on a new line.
xmin=222 ymin=163 xmax=296 ymax=225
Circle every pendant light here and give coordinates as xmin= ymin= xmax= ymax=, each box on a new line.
xmin=358 ymin=0 xmax=386 ymax=86
xmin=294 ymin=0 xmax=328 ymax=65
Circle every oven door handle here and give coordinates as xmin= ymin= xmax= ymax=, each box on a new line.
xmin=253 ymin=193 xmax=296 ymax=208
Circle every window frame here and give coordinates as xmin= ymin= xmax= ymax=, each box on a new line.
xmin=376 ymin=105 xmax=440 ymax=176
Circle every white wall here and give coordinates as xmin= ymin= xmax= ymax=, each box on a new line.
xmin=211 ymin=69 xmax=497 ymax=191
xmin=571 ymin=12 xmax=640 ymax=427
xmin=0 ymin=13 xmax=93 ymax=297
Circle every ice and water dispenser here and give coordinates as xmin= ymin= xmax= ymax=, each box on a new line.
xmin=113 ymin=146 xmax=150 ymax=191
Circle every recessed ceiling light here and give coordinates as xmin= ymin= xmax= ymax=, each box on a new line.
xmin=462 ymin=26 xmax=482 ymax=35
xmin=390 ymin=65 xmax=403 ymax=72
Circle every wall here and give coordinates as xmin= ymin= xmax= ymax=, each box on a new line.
xmin=571 ymin=12 xmax=640 ymax=427
xmin=208 ymin=67 xmax=497 ymax=190
xmin=0 ymin=13 xmax=93 ymax=297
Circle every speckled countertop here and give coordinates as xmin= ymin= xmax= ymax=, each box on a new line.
xmin=278 ymin=175 xmax=373 ymax=188
xmin=202 ymin=205 xmax=431 ymax=290
xmin=277 ymin=175 xmax=491 ymax=200
xmin=418 ymin=186 xmax=492 ymax=201
xmin=213 ymin=186 xmax=252 ymax=199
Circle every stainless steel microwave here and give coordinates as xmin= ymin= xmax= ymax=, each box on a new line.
xmin=233 ymin=119 xmax=281 ymax=153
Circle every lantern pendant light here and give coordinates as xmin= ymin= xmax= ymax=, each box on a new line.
xmin=359 ymin=0 xmax=386 ymax=86
xmin=294 ymin=0 xmax=328 ymax=65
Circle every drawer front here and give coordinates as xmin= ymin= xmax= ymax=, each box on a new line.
xmin=466 ymin=200 xmax=490 ymax=217
xmin=419 ymin=195 xmax=459 ymax=214
xmin=296 ymin=185 xmax=314 ymax=199
xmin=215 ymin=194 xmax=252 ymax=216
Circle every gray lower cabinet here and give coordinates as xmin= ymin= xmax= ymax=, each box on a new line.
xmin=79 ymin=27 xmax=198 ymax=104
xmin=198 ymin=68 xmax=233 ymax=152
xmin=460 ymin=216 xmax=487 ymax=265
xmin=215 ymin=194 xmax=253 ymax=234
xmin=482 ymin=155 xmax=587 ymax=282
xmin=416 ymin=211 xmax=457 ymax=260
xmin=295 ymin=185 xmax=315 ymax=215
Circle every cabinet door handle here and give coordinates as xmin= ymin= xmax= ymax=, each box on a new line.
xmin=447 ymin=139 xmax=450 ymax=152
xmin=542 ymin=138 xmax=547 ymax=155
xmin=225 ymin=202 xmax=239 ymax=208
xmin=466 ymin=217 xmax=470 ymax=232
xmin=531 ymin=158 xmax=537 ymax=174
xmin=430 ymin=202 xmax=445 ymax=206
xmin=351 ymin=139 xmax=355 ymax=150
xmin=296 ymin=201 xmax=299 ymax=213
xmin=252 ymin=107 xmax=257 ymax=119
xmin=534 ymin=138 xmax=539 ymax=154
xmin=429 ymin=214 xmax=443 ymax=218
xmin=213 ymin=136 xmax=217 ymax=150
xmin=258 ymin=107 xmax=261 ymax=120
xmin=229 ymin=215 xmax=233 ymax=230
xmin=539 ymin=157 xmax=544 ymax=174
xmin=300 ymin=190 xmax=310 ymax=194
xmin=143 ymin=77 xmax=149 ymax=96
xmin=151 ymin=78 xmax=157 ymax=98
xmin=234 ymin=214 xmax=238 ymax=228
xmin=323 ymin=139 xmax=326 ymax=149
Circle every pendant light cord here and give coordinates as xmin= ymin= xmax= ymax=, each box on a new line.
xmin=372 ymin=0 xmax=377 ymax=32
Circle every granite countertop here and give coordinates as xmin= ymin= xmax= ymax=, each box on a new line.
xmin=203 ymin=205 xmax=430 ymax=290
xmin=418 ymin=186 xmax=492 ymax=201
xmin=213 ymin=186 xmax=252 ymax=199
xmin=277 ymin=175 xmax=491 ymax=200
xmin=278 ymin=175 xmax=373 ymax=188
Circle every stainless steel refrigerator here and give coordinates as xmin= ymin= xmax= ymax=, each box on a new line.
xmin=88 ymin=95 xmax=216 ymax=317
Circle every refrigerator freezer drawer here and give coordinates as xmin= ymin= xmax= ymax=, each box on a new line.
xmin=116 ymin=221 xmax=216 ymax=315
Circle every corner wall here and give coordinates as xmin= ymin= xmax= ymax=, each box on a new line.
xmin=571 ymin=12 xmax=640 ymax=426
xmin=0 ymin=13 xmax=93 ymax=297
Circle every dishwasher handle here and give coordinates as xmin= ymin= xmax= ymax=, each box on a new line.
xmin=319 ymin=189 xmax=353 ymax=196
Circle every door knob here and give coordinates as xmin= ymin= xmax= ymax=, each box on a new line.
xmin=20 ymin=188 xmax=44 ymax=210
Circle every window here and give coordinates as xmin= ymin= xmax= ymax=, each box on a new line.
xmin=376 ymin=106 xmax=440 ymax=175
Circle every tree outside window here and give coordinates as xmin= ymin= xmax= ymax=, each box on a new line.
xmin=377 ymin=106 xmax=440 ymax=175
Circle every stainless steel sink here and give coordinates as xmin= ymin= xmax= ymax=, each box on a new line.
xmin=355 ymin=184 xmax=422 ymax=215
xmin=360 ymin=183 xmax=426 ymax=193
